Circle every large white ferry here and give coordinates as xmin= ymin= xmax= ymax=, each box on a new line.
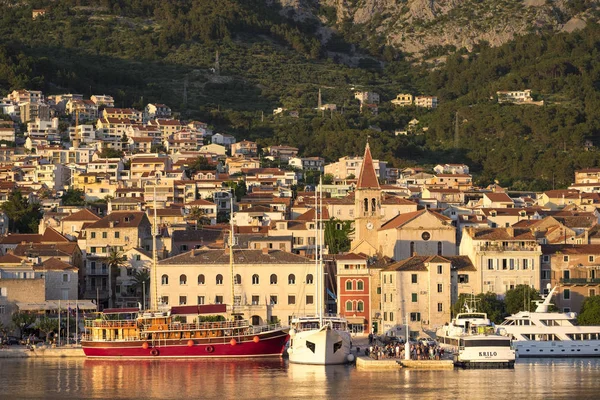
xmin=498 ymin=286 xmax=600 ymax=358
xmin=436 ymin=301 xmax=515 ymax=368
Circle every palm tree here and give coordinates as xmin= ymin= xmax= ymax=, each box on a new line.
xmin=131 ymin=269 xmax=150 ymax=309
xmin=105 ymin=247 xmax=127 ymax=307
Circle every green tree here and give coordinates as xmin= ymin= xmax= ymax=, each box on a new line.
xmin=323 ymin=173 xmax=334 ymax=185
xmin=36 ymin=317 xmax=58 ymax=343
xmin=61 ymin=188 xmax=85 ymax=206
xmin=11 ymin=312 xmax=36 ymax=338
xmin=187 ymin=156 xmax=216 ymax=177
xmin=99 ymin=148 xmax=124 ymax=158
xmin=324 ymin=218 xmax=354 ymax=254
xmin=132 ymin=268 xmax=151 ymax=308
xmin=188 ymin=206 xmax=210 ymax=227
xmin=106 ymin=248 xmax=127 ymax=307
xmin=224 ymin=180 xmax=247 ymax=201
xmin=504 ymin=285 xmax=541 ymax=315
xmin=1 ymin=190 xmax=42 ymax=233
xmin=578 ymin=296 xmax=600 ymax=325
xmin=452 ymin=292 xmax=507 ymax=324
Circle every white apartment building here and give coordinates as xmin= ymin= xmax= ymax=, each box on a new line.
xmin=156 ymin=248 xmax=315 ymax=325
xmin=324 ymin=156 xmax=387 ymax=181
xmin=459 ymin=227 xmax=542 ymax=295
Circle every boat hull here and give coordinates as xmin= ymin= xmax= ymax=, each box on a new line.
xmin=514 ymin=340 xmax=600 ymax=358
xmin=288 ymin=327 xmax=352 ymax=365
xmin=82 ymin=330 xmax=289 ymax=358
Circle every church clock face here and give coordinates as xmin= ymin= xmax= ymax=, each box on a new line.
xmin=366 ymin=222 xmax=374 ymax=230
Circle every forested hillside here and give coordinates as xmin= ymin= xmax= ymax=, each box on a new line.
xmin=2 ymin=0 xmax=600 ymax=190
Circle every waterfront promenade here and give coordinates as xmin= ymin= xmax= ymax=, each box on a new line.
xmin=0 ymin=345 xmax=85 ymax=358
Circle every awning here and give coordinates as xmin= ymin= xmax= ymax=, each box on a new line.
xmin=346 ymin=317 xmax=367 ymax=324
xmin=16 ymin=300 xmax=97 ymax=312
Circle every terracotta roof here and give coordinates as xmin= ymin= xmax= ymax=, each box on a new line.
xmin=187 ymin=199 xmax=216 ymax=206
xmin=335 ymin=252 xmax=368 ymax=261
xmin=542 ymin=244 xmax=600 ymax=255
xmin=0 ymin=234 xmax=42 ymax=244
xmin=60 ymin=208 xmax=101 ymax=222
xmin=484 ymin=192 xmax=513 ymax=202
xmin=13 ymin=242 xmax=80 ymax=257
xmin=379 ymin=209 xmax=450 ymax=231
xmin=86 ymin=211 xmax=149 ymax=229
xmin=466 ymin=227 xmax=537 ymax=241
xmin=159 ymin=249 xmax=312 ymax=265
xmin=41 ymin=227 xmax=71 ymax=243
xmin=445 ymin=256 xmax=477 ymax=271
xmin=296 ymin=207 xmax=330 ymax=221
xmin=384 ymin=255 xmax=451 ymax=272
xmin=0 ymin=253 xmax=25 ymax=263
xmin=37 ymin=257 xmax=76 ymax=271
xmin=356 ymin=143 xmax=380 ymax=189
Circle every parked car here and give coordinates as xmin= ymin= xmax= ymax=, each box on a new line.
xmin=5 ymin=336 xmax=20 ymax=345
xmin=419 ymin=337 xmax=436 ymax=346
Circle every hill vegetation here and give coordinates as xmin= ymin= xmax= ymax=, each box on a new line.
xmin=2 ymin=1 xmax=600 ymax=189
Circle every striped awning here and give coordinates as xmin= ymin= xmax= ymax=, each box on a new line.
xmin=16 ymin=300 xmax=97 ymax=311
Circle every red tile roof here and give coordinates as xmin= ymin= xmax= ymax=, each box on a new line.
xmin=356 ymin=143 xmax=380 ymax=189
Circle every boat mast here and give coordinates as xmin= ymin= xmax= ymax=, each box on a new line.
xmin=318 ymin=176 xmax=324 ymax=327
xmin=230 ymin=192 xmax=235 ymax=319
xmin=152 ymin=176 xmax=159 ymax=310
xmin=314 ymin=185 xmax=319 ymax=318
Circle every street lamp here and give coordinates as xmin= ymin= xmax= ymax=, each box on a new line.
xmin=142 ymin=281 xmax=146 ymax=311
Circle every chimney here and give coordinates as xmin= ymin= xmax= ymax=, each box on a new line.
xmin=506 ymin=227 xmax=514 ymax=237
xmin=262 ymin=247 xmax=269 ymax=255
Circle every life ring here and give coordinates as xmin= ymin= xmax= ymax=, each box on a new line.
xmin=157 ymin=325 xmax=163 ymax=331
xmin=150 ymin=348 xmax=159 ymax=356
xmin=205 ymin=345 xmax=214 ymax=353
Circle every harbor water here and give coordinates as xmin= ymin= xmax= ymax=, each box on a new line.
xmin=0 ymin=358 xmax=599 ymax=399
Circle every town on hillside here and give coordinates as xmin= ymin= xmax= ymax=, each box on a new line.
xmin=1 ymin=88 xmax=600 ymax=343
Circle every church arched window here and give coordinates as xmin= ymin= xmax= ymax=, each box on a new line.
xmin=371 ymin=198 xmax=377 ymax=213
xmin=363 ymin=198 xmax=368 ymax=215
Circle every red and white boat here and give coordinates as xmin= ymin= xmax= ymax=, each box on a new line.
xmin=81 ymin=305 xmax=289 ymax=358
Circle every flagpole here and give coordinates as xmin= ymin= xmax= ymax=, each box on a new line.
xmin=67 ymin=303 xmax=70 ymax=346
xmin=58 ymin=299 xmax=61 ymax=347
xmin=76 ymin=299 xmax=79 ymax=345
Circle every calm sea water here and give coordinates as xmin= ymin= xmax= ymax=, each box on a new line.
xmin=0 ymin=358 xmax=599 ymax=399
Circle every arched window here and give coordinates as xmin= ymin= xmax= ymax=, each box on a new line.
xmin=357 ymin=301 xmax=364 ymax=312
xmin=306 ymin=274 xmax=313 ymax=284
xmin=216 ymin=274 xmax=223 ymax=285
xmin=252 ymin=274 xmax=259 ymax=285
xmin=161 ymin=274 xmax=169 ymax=285
xmin=346 ymin=281 xmax=352 ymax=291
xmin=410 ymin=241 xmax=415 ymax=256
xmin=270 ymin=274 xmax=278 ymax=285
xmin=288 ymin=274 xmax=296 ymax=285
xmin=371 ymin=198 xmax=377 ymax=213
xmin=235 ymin=274 xmax=242 ymax=285
xmin=179 ymin=274 xmax=187 ymax=285
xmin=357 ymin=280 xmax=364 ymax=291
xmin=346 ymin=301 xmax=353 ymax=312
xmin=363 ymin=198 xmax=368 ymax=214
xmin=437 ymin=241 xmax=442 ymax=255
xmin=197 ymin=274 xmax=205 ymax=285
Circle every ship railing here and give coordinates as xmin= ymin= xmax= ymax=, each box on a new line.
xmin=85 ymin=320 xmax=137 ymax=329
xmin=142 ymin=320 xmax=251 ymax=332
xmin=250 ymin=323 xmax=284 ymax=334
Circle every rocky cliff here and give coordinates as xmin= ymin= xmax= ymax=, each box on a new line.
xmin=276 ymin=0 xmax=599 ymax=58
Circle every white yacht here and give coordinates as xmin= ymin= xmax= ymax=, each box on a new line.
xmin=287 ymin=315 xmax=353 ymax=365
xmin=287 ymin=180 xmax=353 ymax=365
xmin=436 ymin=301 xmax=515 ymax=368
xmin=498 ymin=285 xmax=600 ymax=358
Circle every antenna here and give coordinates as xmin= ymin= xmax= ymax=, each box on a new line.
xmin=215 ymin=50 xmax=220 ymax=76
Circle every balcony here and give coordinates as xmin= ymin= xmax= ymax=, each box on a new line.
xmin=476 ymin=244 xmax=539 ymax=252
xmin=88 ymin=269 xmax=109 ymax=276
xmin=560 ymin=278 xmax=600 ymax=285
